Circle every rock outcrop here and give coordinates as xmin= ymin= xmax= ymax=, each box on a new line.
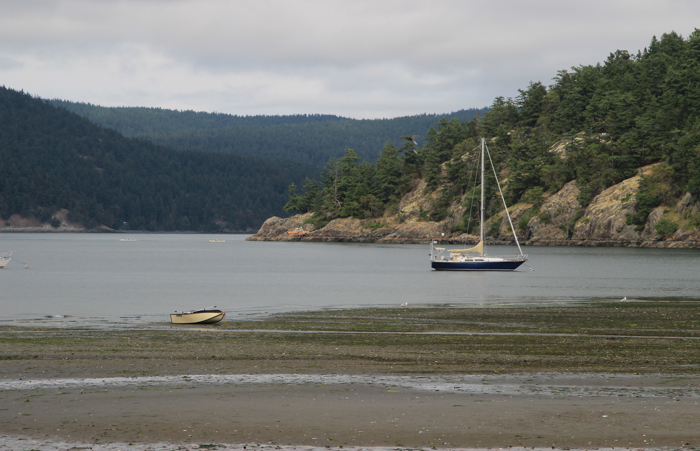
xmin=397 ymin=180 xmax=437 ymax=219
xmin=526 ymin=181 xmax=581 ymax=244
xmin=570 ymin=176 xmax=642 ymax=245
xmin=246 ymin=182 xmax=446 ymax=244
xmin=248 ymin=171 xmax=700 ymax=247
xmin=246 ymin=214 xmax=443 ymax=244
xmin=246 ymin=213 xmax=316 ymax=241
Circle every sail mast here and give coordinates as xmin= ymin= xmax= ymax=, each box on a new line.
xmin=480 ymin=138 xmax=485 ymax=255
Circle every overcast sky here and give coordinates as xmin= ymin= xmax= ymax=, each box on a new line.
xmin=1 ymin=0 xmax=698 ymax=119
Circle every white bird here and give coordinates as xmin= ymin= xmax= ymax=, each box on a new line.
xmin=400 ymin=302 xmax=408 ymax=308
xmin=621 ymin=296 xmax=627 ymax=301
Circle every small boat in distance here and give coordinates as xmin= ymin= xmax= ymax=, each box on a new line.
xmin=430 ymin=138 xmax=527 ymax=271
xmin=209 ymin=239 xmax=226 ymax=242
xmin=120 ymin=238 xmax=136 ymax=241
xmin=170 ymin=307 xmax=226 ymax=324
xmin=287 ymin=226 xmax=308 ymax=236
xmin=0 ymin=252 xmax=27 ymax=269
xmin=0 ymin=252 xmax=15 ymax=269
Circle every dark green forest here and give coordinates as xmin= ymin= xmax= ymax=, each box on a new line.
xmin=285 ymin=31 xmax=700 ymax=235
xmin=49 ymin=100 xmax=488 ymax=166
xmin=0 ymin=87 xmax=318 ymax=231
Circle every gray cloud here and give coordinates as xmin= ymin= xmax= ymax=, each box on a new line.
xmin=1 ymin=0 xmax=698 ymax=118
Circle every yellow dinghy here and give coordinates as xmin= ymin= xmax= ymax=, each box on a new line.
xmin=170 ymin=307 xmax=226 ymax=324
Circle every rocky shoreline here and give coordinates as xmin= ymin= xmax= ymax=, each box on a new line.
xmin=0 ymin=209 xmax=94 ymax=232
xmin=248 ymin=169 xmax=700 ymax=248
xmin=247 ymin=213 xmax=700 ymax=248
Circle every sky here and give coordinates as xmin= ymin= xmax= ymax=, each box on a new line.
xmin=1 ymin=0 xmax=698 ymax=119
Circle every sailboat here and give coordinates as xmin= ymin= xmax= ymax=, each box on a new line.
xmin=430 ymin=138 xmax=527 ymax=271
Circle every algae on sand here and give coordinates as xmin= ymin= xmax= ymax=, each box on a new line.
xmin=2 ymin=300 xmax=700 ymax=376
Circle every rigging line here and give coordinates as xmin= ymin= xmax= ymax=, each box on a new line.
xmin=465 ymin=152 xmax=480 ymax=241
xmin=484 ymin=141 xmax=525 ymax=257
xmin=8 ymin=258 xmax=28 ymax=268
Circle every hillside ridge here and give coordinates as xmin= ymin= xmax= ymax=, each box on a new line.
xmin=0 ymin=87 xmax=315 ymax=232
xmin=49 ymin=99 xmax=489 ymax=166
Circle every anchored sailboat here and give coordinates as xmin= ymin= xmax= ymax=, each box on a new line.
xmin=430 ymin=138 xmax=527 ymax=271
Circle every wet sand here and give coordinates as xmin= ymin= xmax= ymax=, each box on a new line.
xmin=2 ymin=371 xmax=699 ymax=449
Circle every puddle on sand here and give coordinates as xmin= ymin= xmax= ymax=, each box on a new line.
xmin=2 ymin=373 xmax=700 ymax=399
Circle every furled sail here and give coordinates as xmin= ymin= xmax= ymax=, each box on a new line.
xmin=449 ymin=240 xmax=483 ymax=255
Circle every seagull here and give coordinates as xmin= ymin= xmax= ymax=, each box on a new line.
xmin=400 ymin=302 xmax=408 ymax=308
xmin=621 ymin=296 xmax=627 ymax=301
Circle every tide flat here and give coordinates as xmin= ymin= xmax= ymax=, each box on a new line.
xmin=2 ymin=303 xmax=700 ymax=449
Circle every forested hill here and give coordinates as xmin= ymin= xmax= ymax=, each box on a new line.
xmin=48 ymin=100 xmax=488 ymax=166
xmin=0 ymin=86 xmax=318 ymax=232
xmin=280 ymin=31 xmax=700 ymax=241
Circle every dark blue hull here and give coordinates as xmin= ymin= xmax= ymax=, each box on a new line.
xmin=431 ymin=259 xmax=526 ymax=271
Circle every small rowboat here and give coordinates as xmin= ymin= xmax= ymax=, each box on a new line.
xmin=170 ymin=307 xmax=226 ymax=324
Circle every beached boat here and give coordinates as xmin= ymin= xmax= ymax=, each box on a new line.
xmin=170 ymin=307 xmax=226 ymax=324
xmin=429 ymin=138 xmax=527 ymax=271
xmin=0 ymin=252 xmax=14 ymax=269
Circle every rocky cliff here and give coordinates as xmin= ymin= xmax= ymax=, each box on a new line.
xmin=248 ymin=169 xmax=700 ymax=248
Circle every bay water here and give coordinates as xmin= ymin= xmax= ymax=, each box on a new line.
xmin=1 ymin=233 xmax=699 ymax=328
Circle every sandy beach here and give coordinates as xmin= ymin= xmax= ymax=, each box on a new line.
xmin=2 ymin=304 xmax=700 ymax=450
xmin=2 ymin=372 xmax=699 ymax=449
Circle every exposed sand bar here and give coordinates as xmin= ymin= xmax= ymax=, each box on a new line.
xmin=3 ymin=373 xmax=700 ymax=398
xmin=2 ymin=374 xmax=700 ymax=449
xmin=2 ymin=302 xmax=700 ymax=449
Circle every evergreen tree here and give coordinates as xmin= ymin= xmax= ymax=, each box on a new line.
xmin=283 ymin=183 xmax=300 ymax=214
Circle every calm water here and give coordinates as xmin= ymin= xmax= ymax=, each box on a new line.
xmin=1 ymin=233 xmax=699 ymax=327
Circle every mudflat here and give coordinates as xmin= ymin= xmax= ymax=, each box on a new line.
xmin=1 ymin=302 xmax=700 ymax=449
